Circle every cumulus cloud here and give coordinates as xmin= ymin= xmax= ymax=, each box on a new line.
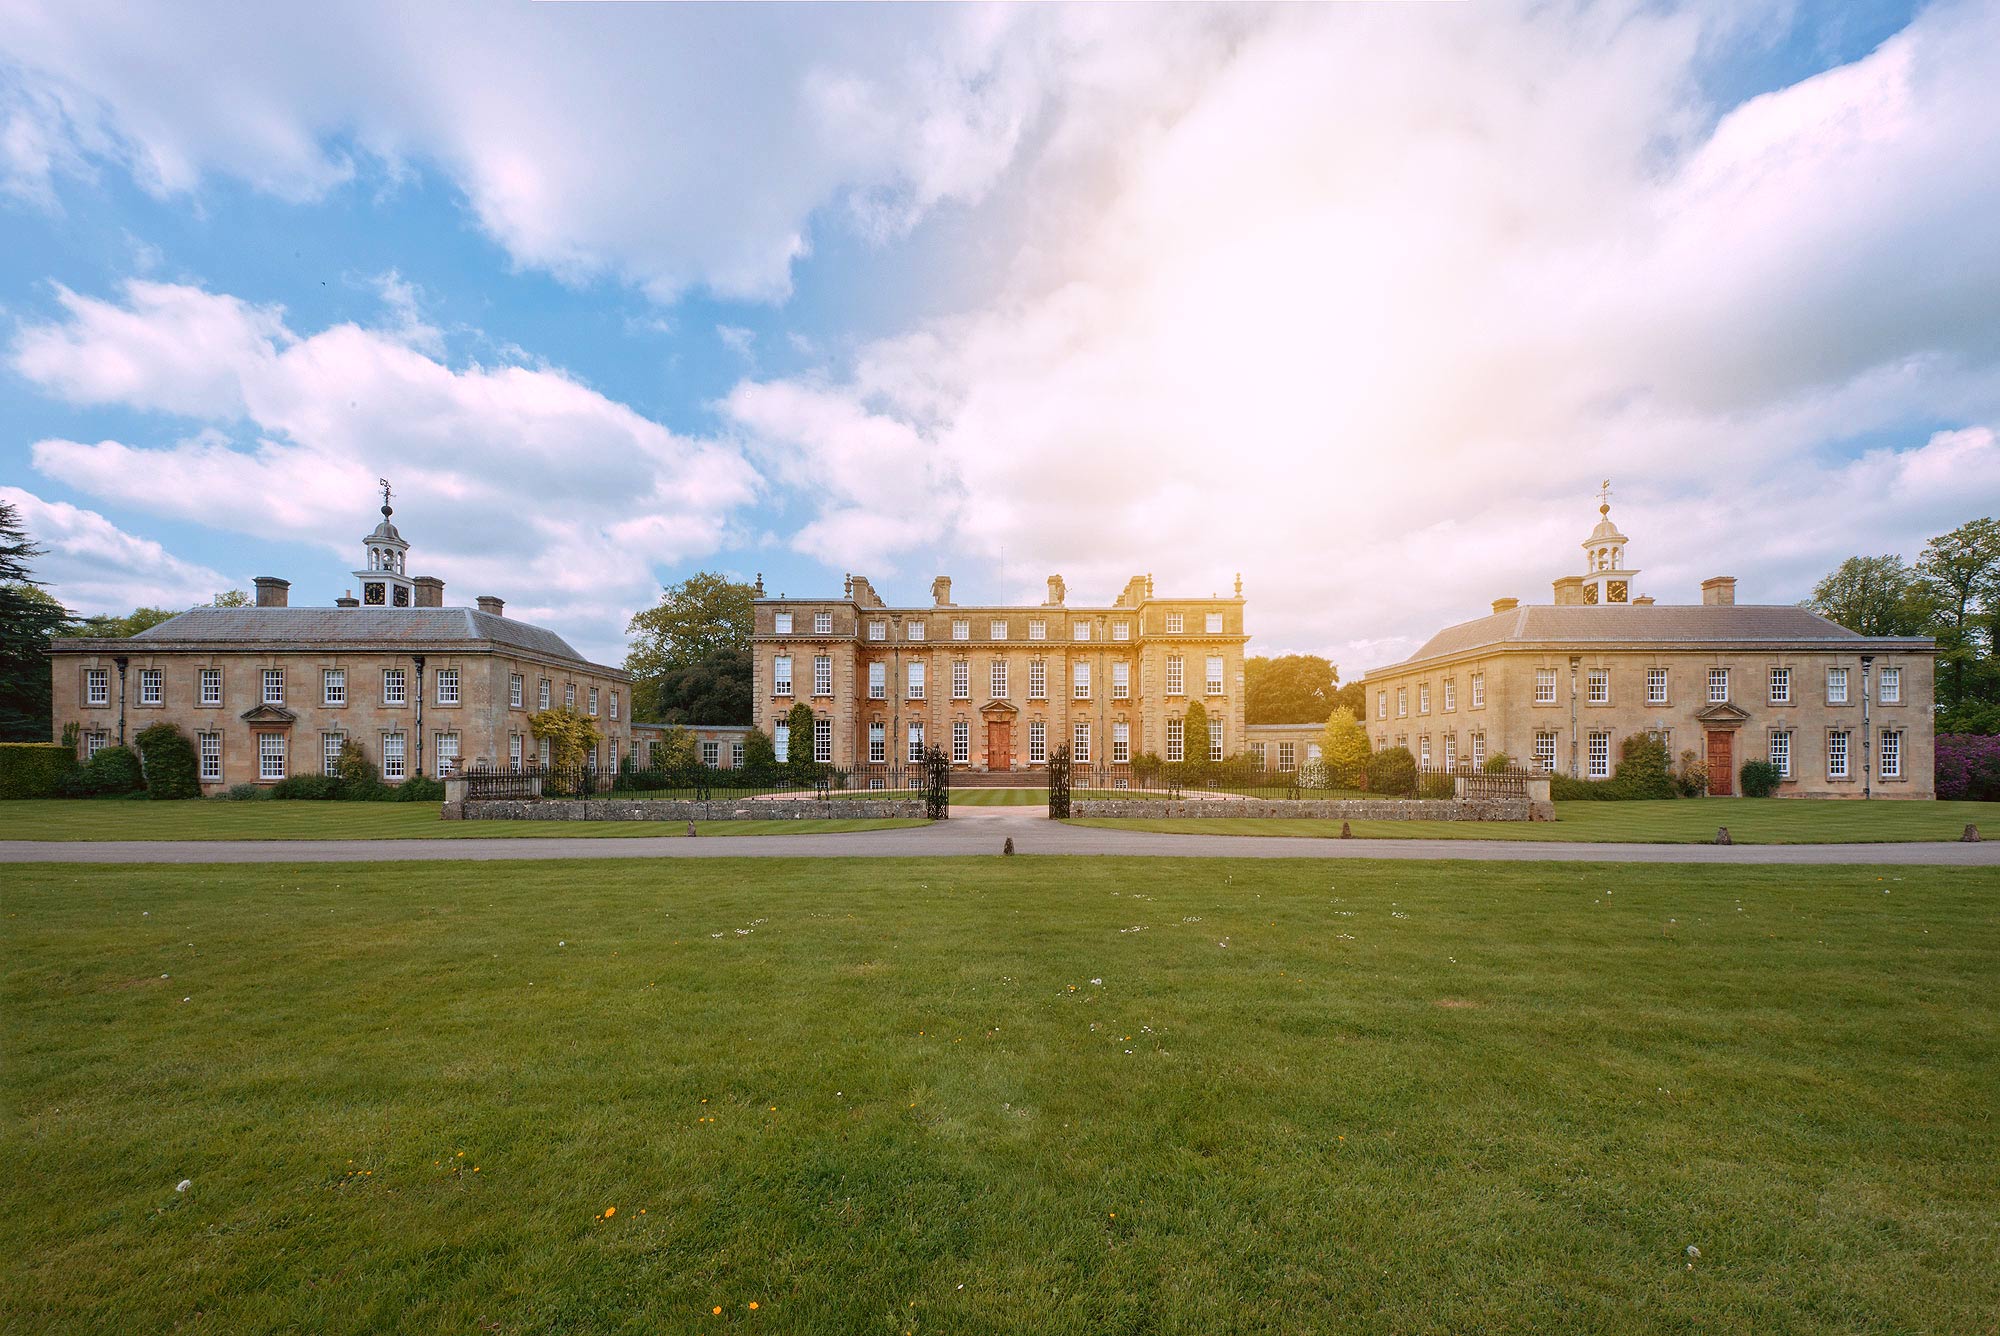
xmin=0 ymin=485 xmax=232 ymax=613
xmin=11 ymin=280 xmax=759 ymax=658
xmin=715 ymin=0 xmax=2000 ymax=672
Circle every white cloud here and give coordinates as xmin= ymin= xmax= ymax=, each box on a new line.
xmin=0 ymin=485 xmax=231 ymax=613
xmin=715 ymin=0 xmax=2000 ymax=675
xmin=11 ymin=280 xmax=759 ymax=660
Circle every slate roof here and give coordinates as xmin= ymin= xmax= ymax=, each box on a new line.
xmin=1373 ymin=604 xmax=1933 ymax=675
xmin=70 ymin=606 xmax=608 ymax=669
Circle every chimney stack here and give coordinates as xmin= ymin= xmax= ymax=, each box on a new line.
xmin=1633 ymin=594 xmax=1655 ymax=606
xmin=413 ymin=575 xmax=446 ymax=608
xmin=1552 ymin=575 xmax=1586 ymax=606
xmin=932 ymin=575 xmax=953 ymax=606
xmin=335 ymin=589 xmax=360 ymax=609
xmin=1046 ymin=574 xmax=1066 ymax=606
xmin=253 ymin=576 xmax=290 ymax=608
xmin=476 ymin=595 xmax=505 ymax=617
xmin=1491 ymin=597 xmax=1520 ymax=615
xmin=1701 ymin=576 xmax=1737 ymax=606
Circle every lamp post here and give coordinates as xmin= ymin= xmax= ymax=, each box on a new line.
xmin=1860 ymin=654 xmax=1873 ymax=800
xmin=113 ymin=655 xmax=128 ymax=746
xmin=412 ymin=654 xmax=426 ymax=778
xmin=1568 ymin=655 xmax=1581 ymax=778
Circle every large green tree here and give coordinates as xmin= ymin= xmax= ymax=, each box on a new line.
xmin=1245 ymin=654 xmax=1339 ymax=723
xmin=625 ymin=572 xmax=755 ymax=724
xmin=1916 ymin=517 xmax=2000 ymax=712
xmin=0 ymin=501 xmax=71 ymax=741
xmin=61 ymin=607 xmax=179 ymax=638
xmin=1803 ymin=555 xmax=1933 ymax=636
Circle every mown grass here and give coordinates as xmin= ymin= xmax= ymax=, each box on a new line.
xmin=0 ymin=798 xmax=924 ymax=842
xmin=4 ymin=856 xmax=1996 ymax=1334
xmin=1070 ymin=797 xmax=1995 ymax=844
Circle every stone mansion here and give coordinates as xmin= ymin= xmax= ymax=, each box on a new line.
xmin=1358 ymin=498 xmax=1936 ymax=797
xmin=47 ymin=496 xmax=633 ymax=790
xmin=751 ymin=572 xmax=1248 ymax=774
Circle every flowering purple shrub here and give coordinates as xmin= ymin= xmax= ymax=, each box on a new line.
xmin=1935 ymin=734 xmax=2000 ymax=801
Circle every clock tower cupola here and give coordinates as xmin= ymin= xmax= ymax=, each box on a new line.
xmin=1579 ymin=479 xmax=1638 ymax=605
xmin=355 ymin=479 xmax=415 ymax=608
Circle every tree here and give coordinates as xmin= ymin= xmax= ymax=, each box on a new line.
xmin=783 ymin=702 xmax=819 ymax=781
xmin=0 ymin=500 xmax=71 ymax=741
xmin=209 ymin=589 xmax=251 ymax=607
xmin=134 ymin=722 xmax=201 ymax=800
xmin=1317 ymin=706 xmax=1371 ymax=787
xmin=1245 ymin=654 xmax=1338 ymax=723
xmin=741 ymin=727 xmax=778 ymax=784
xmin=1917 ymin=518 xmax=2000 ymax=712
xmin=1180 ymin=700 xmax=1210 ymax=775
xmin=529 ymin=706 xmax=600 ymax=772
xmin=1804 ymin=555 xmax=1933 ymax=636
xmin=1329 ymin=680 xmax=1366 ymax=720
xmin=61 ymin=607 xmax=178 ymax=639
xmin=625 ymin=572 xmax=756 ymax=723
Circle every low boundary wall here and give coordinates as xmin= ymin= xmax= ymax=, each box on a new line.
xmin=1070 ymin=795 xmax=1550 ymax=822
xmin=452 ymin=798 xmax=925 ymax=822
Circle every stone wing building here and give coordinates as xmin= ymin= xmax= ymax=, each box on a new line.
xmin=48 ymin=495 xmax=632 ymax=788
xmin=1358 ymin=498 xmax=1935 ymax=797
xmin=751 ymin=572 xmax=1248 ymax=776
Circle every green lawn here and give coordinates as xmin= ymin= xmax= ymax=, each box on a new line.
xmin=0 ymin=798 xmax=924 ymax=842
xmin=4 ymin=856 xmax=1995 ymax=1333
xmin=1070 ymin=797 xmax=1996 ymax=844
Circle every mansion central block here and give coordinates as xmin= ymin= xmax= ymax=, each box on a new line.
xmin=752 ymin=573 xmax=1247 ymax=773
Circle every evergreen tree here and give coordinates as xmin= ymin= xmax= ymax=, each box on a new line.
xmin=1317 ymin=706 xmax=1372 ymax=787
xmin=0 ymin=500 xmax=71 ymax=741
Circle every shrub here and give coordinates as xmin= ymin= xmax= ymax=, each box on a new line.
xmin=75 ymin=744 xmax=145 ymax=796
xmin=0 ymin=742 xmax=78 ymax=799
xmin=270 ymin=774 xmax=343 ymax=800
xmin=740 ymin=728 xmax=778 ymax=784
xmin=1365 ymin=746 xmax=1417 ymax=797
xmin=1739 ymin=760 xmax=1781 ymax=798
xmin=1483 ymin=753 xmax=1512 ymax=774
xmin=1671 ymin=749 xmax=1709 ymax=798
xmin=333 ymin=744 xmax=387 ymax=800
xmin=1415 ymin=769 xmax=1456 ymax=800
xmin=1131 ymin=752 xmax=1164 ymax=786
xmin=1317 ymin=708 xmax=1371 ymax=788
xmin=1936 ymin=734 xmax=2000 ymax=801
xmin=223 ymin=782 xmax=266 ymax=801
xmin=1548 ymin=734 xmax=1682 ymax=800
xmin=393 ymin=774 xmax=446 ymax=803
xmin=784 ymin=703 xmax=818 ymax=784
xmin=134 ymin=722 xmax=201 ymax=800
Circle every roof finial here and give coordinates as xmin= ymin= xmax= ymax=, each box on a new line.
xmin=379 ymin=477 xmax=394 ymax=517
xmin=1596 ymin=477 xmax=1612 ymax=518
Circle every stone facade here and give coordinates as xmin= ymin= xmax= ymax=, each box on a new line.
xmin=750 ymin=571 xmax=1249 ymax=776
xmin=47 ymin=497 xmax=631 ymax=791
xmin=1243 ymin=722 xmax=1326 ymax=774
xmin=1359 ymin=499 xmax=1936 ymax=798
xmin=631 ymin=722 xmax=753 ymax=769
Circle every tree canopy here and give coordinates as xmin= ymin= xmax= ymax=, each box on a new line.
xmin=1803 ymin=555 xmax=1932 ymax=637
xmin=1245 ymin=654 xmax=1339 ymax=723
xmin=62 ymin=607 xmax=179 ymax=638
xmin=625 ymin=572 xmax=755 ymax=724
xmin=0 ymin=500 xmax=69 ymax=741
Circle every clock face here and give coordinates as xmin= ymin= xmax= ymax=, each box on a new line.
xmin=1583 ymin=582 xmax=1600 ymax=605
xmin=1608 ymin=580 xmax=1629 ymax=603
xmin=393 ymin=586 xmax=410 ymax=607
xmin=364 ymin=583 xmax=386 ymax=605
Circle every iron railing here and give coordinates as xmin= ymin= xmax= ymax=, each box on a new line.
xmin=462 ymin=756 xmax=951 ymax=814
xmin=1063 ymin=760 xmax=1538 ymax=802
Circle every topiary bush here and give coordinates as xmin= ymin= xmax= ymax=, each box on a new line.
xmin=1483 ymin=752 xmax=1512 ymax=774
xmin=1365 ymin=746 xmax=1417 ymax=797
xmin=332 ymin=744 xmax=387 ymax=800
xmin=75 ymin=744 xmax=145 ymax=797
xmin=1739 ymin=760 xmax=1781 ymax=798
xmin=393 ymin=774 xmax=446 ymax=802
xmin=223 ymin=782 xmax=266 ymax=801
xmin=0 ymin=742 xmax=78 ymax=798
xmin=134 ymin=722 xmax=201 ymax=800
xmin=270 ymin=774 xmax=343 ymax=800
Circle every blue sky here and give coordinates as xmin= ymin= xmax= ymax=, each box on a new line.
xmin=3 ymin=0 xmax=1996 ymax=672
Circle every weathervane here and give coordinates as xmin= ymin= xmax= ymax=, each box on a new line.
xmin=1596 ymin=477 xmax=1612 ymax=514
xmin=379 ymin=478 xmax=394 ymax=514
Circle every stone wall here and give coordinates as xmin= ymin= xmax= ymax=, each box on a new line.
xmin=1070 ymin=796 xmax=1546 ymax=822
xmin=454 ymin=797 xmax=925 ymax=822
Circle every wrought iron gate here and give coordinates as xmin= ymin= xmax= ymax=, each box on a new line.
xmin=1047 ymin=743 xmax=1072 ymax=819
xmin=923 ymin=745 xmax=951 ymax=820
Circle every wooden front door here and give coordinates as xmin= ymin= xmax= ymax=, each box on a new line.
xmin=1706 ymin=730 xmax=1733 ymax=796
xmin=986 ymin=720 xmax=1012 ymax=772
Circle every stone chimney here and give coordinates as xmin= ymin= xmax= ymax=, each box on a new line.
xmin=1552 ymin=575 xmax=1586 ymax=606
xmin=1633 ymin=594 xmax=1656 ymax=606
xmin=932 ymin=575 xmax=953 ymax=606
xmin=335 ymin=589 xmax=360 ymax=609
xmin=1491 ymin=597 xmax=1519 ymax=615
xmin=253 ymin=576 xmax=290 ymax=608
xmin=1046 ymin=574 xmax=1066 ymax=606
xmin=1116 ymin=575 xmax=1149 ymax=608
xmin=476 ymin=595 xmax=505 ymax=617
xmin=1701 ymin=576 xmax=1737 ymax=606
xmin=848 ymin=574 xmax=883 ymax=608
xmin=413 ymin=575 xmax=446 ymax=608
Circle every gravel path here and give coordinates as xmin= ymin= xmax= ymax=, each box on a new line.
xmin=3 ymin=805 xmax=1995 ymax=864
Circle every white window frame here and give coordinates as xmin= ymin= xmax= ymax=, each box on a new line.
xmin=1112 ymin=622 xmax=1130 ymax=642
xmin=537 ymin=677 xmax=550 ymax=710
xmin=1586 ymin=669 xmax=1608 ymax=705
xmin=436 ymin=668 xmax=460 ymax=706
xmin=509 ymin=673 xmax=523 ymax=708
xmin=868 ymin=722 xmax=886 ymax=764
xmin=1471 ymin=732 xmax=1486 ymax=768
xmin=198 ymin=731 xmax=221 ymax=781
xmin=1397 ymin=687 xmax=1408 ymax=717
xmin=1165 ymin=723 xmax=1183 ymax=763
xmin=814 ymin=611 xmax=833 ymax=635
xmin=1827 ymin=666 xmax=1849 ymax=705
xmin=868 ymin=620 xmax=887 ymax=642
xmin=1646 ymin=667 xmax=1667 ymax=705
xmin=814 ymin=717 xmax=832 ymax=764
xmin=199 ymin=667 xmax=222 ymax=706
xmin=1827 ymin=730 xmax=1849 ymax=779
xmin=774 ymin=612 xmax=793 ymax=635
xmin=813 ymin=654 xmax=833 ymax=697
xmin=774 ymin=723 xmax=790 ymax=764
xmin=1443 ymin=734 xmax=1456 ymax=768
xmin=587 ymin=686 xmax=598 ymax=716
xmin=868 ymin=661 xmax=886 ymax=699
xmin=510 ymin=733 xmax=523 ymax=772
xmin=1418 ymin=683 xmax=1430 ymax=714
xmin=1205 ymin=612 xmax=1222 ymax=634
xmin=323 ymin=667 xmax=345 ymax=707
xmin=1165 ymin=612 xmax=1184 ymax=634
xmin=1533 ymin=731 xmax=1558 ymax=773
xmin=774 ymin=655 xmax=794 ymax=696
xmin=1770 ymin=730 xmax=1791 ymax=779
xmin=1028 ymin=719 xmax=1046 ymax=764
xmin=262 ymin=668 xmax=285 ymax=705
xmin=701 ymin=740 xmax=720 ymax=767
xmin=1112 ymin=661 xmax=1130 ymax=700
xmin=1376 ymin=691 xmax=1386 ymax=720
xmin=991 ymin=660 xmax=1009 ymax=698
xmin=1587 ymin=730 xmax=1610 ymax=778
xmin=1879 ymin=666 xmax=1901 ymax=703
xmin=1471 ymin=673 xmax=1486 ymax=708
xmin=1419 ymin=736 xmax=1432 ymax=767
xmin=990 ymin=619 xmax=1009 ymax=640
xmin=86 ymin=667 xmax=109 ymax=706
xmin=953 ymin=619 xmax=970 ymax=642
xmin=1072 ymin=722 xmax=1091 ymax=764
xmin=610 ymin=692 xmax=620 ymax=721
xmin=1166 ymin=656 xmax=1184 ymax=696
xmin=258 ymin=732 xmax=286 ymax=781
xmin=1277 ymin=741 xmax=1295 ymax=772
xmin=1028 ymin=619 xmax=1045 ymax=641
xmin=906 ymin=620 xmax=925 ymax=642
xmin=908 ymin=662 xmax=926 ymax=700
xmin=907 ymin=722 xmax=926 ymax=764
xmin=1768 ymin=666 xmax=1790 ymax=704
xmin=1073 ymin=662 xmax=1090 ymax=699
xmin=1028 ymin=661 xmax=1046 ymax=701
xmin=1112 ymin=721 xmax=1130 ymax=763
xmin=1208 ymin=720 xmax=1223 ymax=762
xmin=323 ymin=731 xmax=345 ymax=776
xmin=1880 ymin=729 xmax=1901 ymax=779
xmin=1708 ymin=668 xmax=1730 ymax=704
xmin=434 ymin=731 xmax=460 ymax=776
xmin=951 ymin=720 xmax=970 ymax=764
xmin=1206 ymin=655 xmax=1224 ymax=696
xmin=1073 ymin=621 xmax=1090 ymax=642
xmin=84 ymin=730 xmax=108 ymax=759
xmin=1443 ymin=679 xmax=1456 ymax=712
xmin=1534 ymin=669 xmax=1556 ymax=704
xmin=382 ymin=732 xmax=406 ymax=780
xmin=952 ymin=660 xmax=970 ymax=700
xmin=138 ymin=667 xmax=162 ymax=705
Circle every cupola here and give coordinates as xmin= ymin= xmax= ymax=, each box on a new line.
xmin=353 ymin=479 xmax=416 ymax=608
xmin=1577 ymin=479 xmax=1639 ymax=605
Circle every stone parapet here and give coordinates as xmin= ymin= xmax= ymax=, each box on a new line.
xmin=460 ymin=798 xmax=925 ymax=822
xmin=1070 ymin=797 xmax=1541 ymax=821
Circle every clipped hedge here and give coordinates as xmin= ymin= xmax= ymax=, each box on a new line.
xmin=1365 ymin=746 xmax=1417 ymax=797
xmin=1739 ymin=760 xmax=1781 ymax=798
xmin=1550 ymin=734 xmax=1679 ymax=800
xmin=134 ymin=722 xmax=201 ymax=800
xmin=0 ymin=742 xmax=78 ymax=799
xmin=66 ymin=744 xmax=145 ymax=797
